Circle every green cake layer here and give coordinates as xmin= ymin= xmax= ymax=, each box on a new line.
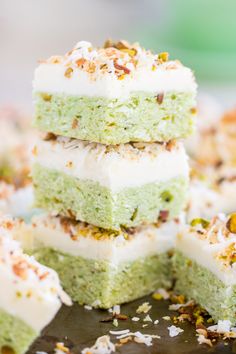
xmin=0 ymin=308 xmax=37 ymax=354
xmin=173 ymin=251 xmax=236 ymax=323
xmin=32 ymin=247 xmax=172 ymax=309
xmin=32 ymin=164 xmax=188 ymax=230
xmin=33 ymin=91 xmax=196 ymax=144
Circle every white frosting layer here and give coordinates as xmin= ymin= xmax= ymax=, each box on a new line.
xmin=176 ymin=221 xmax=236 ymax=286
xmin=0 ymin=267 xmax=61 ymax=332
xmin=33 ymin=138 xmax=189 ymax=192
xmin=0 ymin=217 xmax=71 ymax=332
xmin=33 ymin=63 xmax=196 ymax=99
xmin=26 ymin=214 xmax=181 ymax=263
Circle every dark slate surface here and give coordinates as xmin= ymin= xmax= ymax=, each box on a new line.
xmin=28 ymin=295 xmax=236 ymax=354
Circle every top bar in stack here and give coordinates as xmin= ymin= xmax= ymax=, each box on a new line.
xmin=33 ymin=40 xmax=197 ymax=145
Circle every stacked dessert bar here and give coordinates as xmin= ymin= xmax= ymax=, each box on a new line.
xmin=31 ymin=40 xmax=197 ymax=308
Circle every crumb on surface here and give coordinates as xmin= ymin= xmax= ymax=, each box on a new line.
xmin=136 ymin=302 xmax=152 ymax=314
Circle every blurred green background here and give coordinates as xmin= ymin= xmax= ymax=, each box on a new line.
xmin=141 ymin=0 xmax=236 ymax=82
xmin=0 ymin=0 xmax=235 ymax=107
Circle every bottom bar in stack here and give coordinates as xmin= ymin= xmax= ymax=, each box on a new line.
xmin=25 ymin=214 xmax=180 ymax=309
xmin=173 ymin=214 xmax=236 ymax=324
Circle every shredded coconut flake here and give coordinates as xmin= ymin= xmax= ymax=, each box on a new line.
xmin=169 ymin=300 xmax=194 ymax=311
xmin=110 ymin=330 xmax=160 ymax=347
xmin=132 ymin=317 xmax=140 ymax=322
xmin=208 ymin=320 xmax=232 ymax=333
xmin=112 ymin=305 xmax=120 ymax=315
xmin=81 ymin=335 xmax=115 ymax=354
xmin=113 ymin=319 xmax=118 ymax=327
xmin=168 ymin=325 xmax=184 ymax=337
xmin=109 ymin=329 xmax=130 ymax=335
xmin=197 ymin=334 xmax=212 ymax=347
xmin=136 ymin=302 xmax=152 ymax=314
xmin=143 ymin=314 xmax=152 ymax=322
xmin=155 ymin=288 xmax=170 ymax=300
xmin=162 ymin=316 xmax=171 ymax=321
xmin=84 ymin=305 xmax=92 ymax=311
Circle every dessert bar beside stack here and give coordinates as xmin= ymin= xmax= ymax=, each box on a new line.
xmin=30 ymin=40 xmax=197 ymax=307
xmin=174 ymin=213 xmax=236 ymax=323
xmin=0 ymin=216 xmax=71 ymax=354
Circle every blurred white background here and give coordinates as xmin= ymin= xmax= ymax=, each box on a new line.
xmin=0 ymin=0 xmax=164 ymax=107
xmin=0 ymin=0 xmax=235 ymax=109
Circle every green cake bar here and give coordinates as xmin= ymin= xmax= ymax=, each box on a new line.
xmin=32 ymin=137 xmax=189 ymax=230
xmin=0 ymin=216 xmax=71 ymax=354
xmin=23 ymin=213 xmax=180 ymax=308
xmin=33 ymin=40 xmax=197 ymax=144
xmin=34 ymin=91 xmax=196 ymax=145
xmin=0 ymin=309 xmax=36 ymax=354
xmin=173 ymin=214 xmax=236 ymax=323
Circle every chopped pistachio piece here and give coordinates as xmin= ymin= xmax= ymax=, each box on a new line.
xmin=226 ymin=213 xmax=236 ymax=234
xmin=190 ymin=218 xmax=210 ymax=229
